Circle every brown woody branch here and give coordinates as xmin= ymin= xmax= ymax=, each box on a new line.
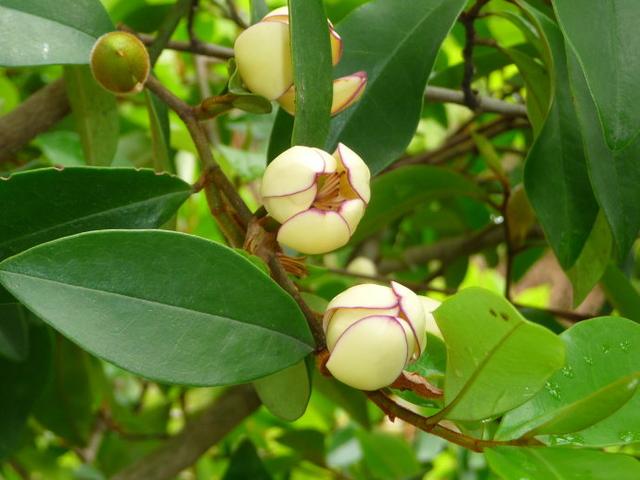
xmin=112 ymin=385 xmax=261 ymax=480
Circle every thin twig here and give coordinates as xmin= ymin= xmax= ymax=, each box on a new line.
xmin=425 ymin=86 xmax=527 ymax=117
xmin=459 ymin=0 xmax=491 ymax=110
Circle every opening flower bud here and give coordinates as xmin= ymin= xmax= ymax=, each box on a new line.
xmin=277 ymin=71 xmax=368 ymax=116
xmin=90 ymin=32 xmax=150 ymax=95
xmin=261 ymin=144 xmax=370 ymax=254
xmin=323 ymin=282 xmax=432 ymax=391
xmin=234 ymin=7 xmax=365 ymax=113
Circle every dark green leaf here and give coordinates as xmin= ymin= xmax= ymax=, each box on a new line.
xmin=254 ymin=358 xmax=311 ymax=421
xmin=267 ymin=109 xmax=295 ymax=161
xmin=64 ymin=65 xmax=119 ymax=166
xmin=565 ymin=44 xmax=640 ymax=260
xmin=145 ymin=90 xmax=172 ymax=172
xmin=352 ymin=165 xmax=486 ymax=243
xmin=486 ymin=447 xmax=640 ymax=480
xmin=497 ymin=317 xmax=640 ymax=446
xmin=0 ymin=230 xmax=314 ymax=385
xmin=326 ymin=0 xmax=468 ymax=174
xmin=0 ymin=324 xmax=51 ymax=460
xmin=567 ymin=211 xmax=613 ymax=306
xmin=554 ymin=0 xmax=640 ymax=150
xmin=0 ymin=301 xmax=28 ymax=362
xmin=33 ymin=335 xmax=102 ymax=445
xmin=521 ymin=5 xmax=598 ymax=270
xmin=289 ymin=0 xmax=333 ymax=147
xmin=0 ymin=167 xmax=191 ymax=260
xmin=434 ymin=288 xmax=565 ymax=421
xmin=0 ymin=0 xmax=113 ymax=66
xmin=223 ymin=439 xmax=272 ymax=480
xmin=600 ymin=265 xmax=640 ymax=323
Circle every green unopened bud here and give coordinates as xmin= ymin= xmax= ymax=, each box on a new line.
xmin=90 ymin=32 xmax=150 ymax=95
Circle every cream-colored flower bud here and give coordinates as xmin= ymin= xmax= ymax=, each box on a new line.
xmin=277 ymin=71 xmax=368 ymax=116
xmin=322 ymin=282 xmax=429 ymax=391
xmin=261 ymin=144 xmax=370 ymax=254
xmin=233 ymin=7 xmax=365 ymax=112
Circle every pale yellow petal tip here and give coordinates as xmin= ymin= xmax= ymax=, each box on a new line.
xmin=329 ymin=27 xmax=343 ymax=66
xmin=277 ymin=209 xmax=351 ymax=254
xmin=330 ymin=71 xmax=367 ymax=116
xmin=346 ymin=256 xmax=377 ymax=277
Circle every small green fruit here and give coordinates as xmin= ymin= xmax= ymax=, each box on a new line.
xmin=90 ymin=32 xmax=150 ymax=95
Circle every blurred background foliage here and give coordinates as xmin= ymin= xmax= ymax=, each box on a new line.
xmin=1 ymin=0 xmax=639 ymax=479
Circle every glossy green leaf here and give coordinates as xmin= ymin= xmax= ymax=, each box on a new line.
xmin=554 ymin=0 xmax=640 ymax=151
xmin=0 ymin=0 xmax=113 ymax=66
xmin=357 ymin=431 xmax=421 ymax=480
xmin=0 ymin=167 xmax=191 ymax=260
xmin=565 ymin=43 xmax=640 ymax=260
xmin=352 ymin=165 xmax=486 ymax=243
xmin=600 ymin=265 xmax=640 ymax=323
xmin=325 ymin=0 xmax=468 ymax=174
xmin=434 ymin=288 xmax=565 ymax=421
xmin=145 ymin=90 xmax=172 ymax=172
xmin=267 ymin=109 xmax=295 ymax=161
xmin=567 ymin=211 xmax=613 ymax=306
xmin=0 ymin=302 xmax=28 ymax=362
xmin=64 ymin=65 xmax=119 ymax=167
xmin=0 ymin=324 xmax=51 ymax=460
xmin=33 ymin=335 xmax=102 ymax=445
xmin=486 ymin=447 xmax=640 ymax=480
xmin=497 ymin=317 xmax=640 ymax=445
xmin=222 ymin=439 xmax=272 ymax=480
xmin=254 ymin=358 xmax=311 ymax=421
xmin=521 ymin=6 xmax=598 ymax=270
xmin=288 ymin=0 xmax=332 ymax=148
xmin=0 ymin=230 xmax=314 ymax=386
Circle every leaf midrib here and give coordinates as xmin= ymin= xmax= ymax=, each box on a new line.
xmin=0 ymin=189 xmax=189 ymax=252
xmin=0 ymin=270 xmax=311 ymax=348
xmin=443 ymin=322 xmax=525 ymax=417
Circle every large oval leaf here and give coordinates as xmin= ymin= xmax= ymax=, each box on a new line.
xmin=254 ymin=357 xmax=312 ymax=421
xmin=486 ymin=446 xmax=640 ymax=480
xmin=351 ymin=165 xmax=486 ymax=243
xmin=521 ymin=5 xmax=598 ymax=270
xmin=0 ymin=0 xmax=113 ymax=66
xmin=554 ymin=0 xmax=640 ymax=151
xmin=0 ymin=230 xmax=314 ymax=386
xmin=434 ymin=288 xmax=565 ymax=421
xmin=327 ymin=0 xmax=467 ymax=174
xmin=497 ymin=317 xmax=640 ymax=445
xmin=0 ymin=167 xmax=191 ymax=260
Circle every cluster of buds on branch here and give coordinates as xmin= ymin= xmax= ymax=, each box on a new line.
xmin=234 ymin=7 xmax=367 ymax=115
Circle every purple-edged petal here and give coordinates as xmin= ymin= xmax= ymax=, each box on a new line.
xmin=277 ymin=209 xmax=350 ymax=254
xmin=325 ymin=284 xmax=398 ymax=313
xmin=392 ymin=281 xmax=427 ymax=356
xmin=330 ymin=72 xmax=367 ymax=116
xmin=338 ymin=198 xmax=366 ymax=233
xmin=334 ymin=143 xmax=370 ymax=203
xmin=263 ymin=186 xmax=317 ymax=224
xmin=421 ymin=296 xmax=442 ymax=339
xmin=261 ymin=146 xmax=329 ymax=198
xmin=326 ymin=315 xmax=408 ymax=391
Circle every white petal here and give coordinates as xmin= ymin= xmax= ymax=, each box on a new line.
xmin=277 ymin=209 xmax=351 ymax=254
xmin=330 ymin=72 xmax=367 ymax=115
xmin=346 ymin=256 xmax=377 ymax=276
xmin=326 ymin=283 xmax=397 ymax=311
xmin=262 ymin=6 xmax=289 ymax=22
xmin=421 ymin=296 xmax=442 ymax=339
xmin=234 ymin=21 xmax=292 ymax=100
xmin=334 ymin=143 xmax=371 ymax=203
xmin=261 ymin=146 xmax=325 ymax=198
xmin=338 ymin=198 xmax=366 ymax=233
xmin=276 ymin=84 xmax=296 ymax=115
xmin=392 ymin=281 xmax=427 ymax=356
xmin=326 ymin=315 xmax=408 ymax=390
xmin=263 ymin=186 xmax=316 ymax=224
